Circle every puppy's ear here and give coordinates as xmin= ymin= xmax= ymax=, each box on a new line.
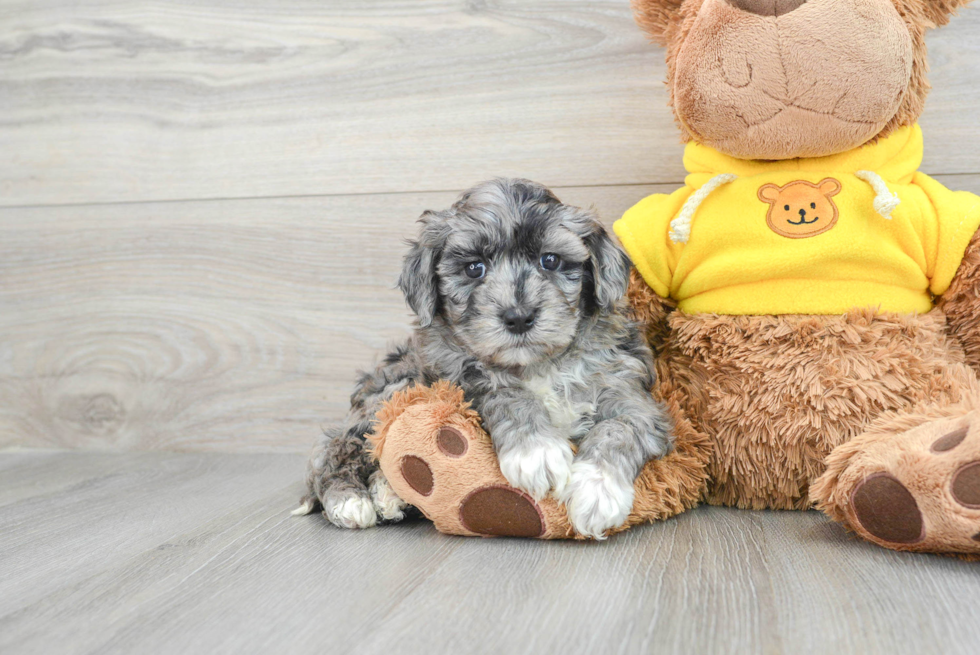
xmin=586 ymin=225 xmax=633 ymax=313
xmin=398 ymin=210 xmax=450 ymax=327
xmin=632 ymin=0 xmax=685 ymax=46
xmin=563 ymin=207 xmax=632 ymax=313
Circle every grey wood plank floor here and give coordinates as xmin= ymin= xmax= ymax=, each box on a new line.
xmin=2 ymin=449 xmax=978 ymax=655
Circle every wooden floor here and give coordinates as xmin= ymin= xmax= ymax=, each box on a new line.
xmin=2 ymin=449 xmax=979 ymax=655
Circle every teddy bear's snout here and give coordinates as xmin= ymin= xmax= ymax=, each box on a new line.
xmin=725 ymin=0 xmax=807 ymax=17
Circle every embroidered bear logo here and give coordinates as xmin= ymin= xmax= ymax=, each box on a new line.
xmin=757 ymin=178 xmax=842 ymax=239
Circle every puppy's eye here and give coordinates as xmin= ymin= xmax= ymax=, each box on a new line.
xmin=464 ymin=262 xmax=486 ymax=279
xmin=540 ymin=253 xmax=561 ymax=271
xmin=784 ymin=205 xmax=790 ymax=211
xmin=811 ymin=202 xmax=816 ymax=209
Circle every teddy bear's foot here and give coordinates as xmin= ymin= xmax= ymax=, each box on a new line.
xmin=367 ymin=381 xmax=712 ymax=539
xmin=813 ymin=409 xmax=980 ymax=555
xmin=367 ymin=381 xmax=574 ymax=539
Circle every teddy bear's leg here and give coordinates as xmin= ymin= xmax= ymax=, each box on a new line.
xmin=812 ymin=365 xmax=980 ymax=555
xmin=368 ymin=381 xmax=574 ymax=538
xmin=369 ymin=381 xmax=711 ymax=539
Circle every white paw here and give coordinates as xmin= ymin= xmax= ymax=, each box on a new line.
xmin=563 ymin=460 xmax=634 ymax=540
xmin=498 ymin=438 xmax=573 ymax=501
xmin=323 ymin=494 xmax=378 ymax=529
xmin=370 ymin=474 xmax=408 ymax=522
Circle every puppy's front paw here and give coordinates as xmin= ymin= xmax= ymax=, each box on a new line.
xmin=498 ymin=438 xmax=573 ymax=501
xmin=563 ymin=461 xmax=634 ymax=540
xmin=322 ymin=491 xmax=379 ymax=530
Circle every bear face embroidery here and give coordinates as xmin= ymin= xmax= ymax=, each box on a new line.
xmin=758 ymin=178 xmax=842 ymax=239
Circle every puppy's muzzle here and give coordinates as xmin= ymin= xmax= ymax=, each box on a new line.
xmin=502 ymin=307 xmax=537 ymax=335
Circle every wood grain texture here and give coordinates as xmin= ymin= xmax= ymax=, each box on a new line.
xmin=4 ymin=177 xmax=980 ymax=453
xmin=0 ymin=183 xmax=680 ymax=452
xmin=0 ymin=1 xmax=978 ymax=207
xmin=1 ymin=450 xmax=978 ymax=655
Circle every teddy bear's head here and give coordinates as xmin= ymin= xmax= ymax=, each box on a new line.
xmin=633 ymin=0 xmax=970 ymax=160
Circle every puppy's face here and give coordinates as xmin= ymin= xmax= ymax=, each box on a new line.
xmin=399 ymin=179 xmax=631 ymax=368
xmin=438 ymin=190 xmax=591 ymax=367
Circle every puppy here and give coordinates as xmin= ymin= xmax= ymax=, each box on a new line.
xmin=296 ymin=178 xmax=673 ymax=538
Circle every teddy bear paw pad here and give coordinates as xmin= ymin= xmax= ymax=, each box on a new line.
xmin=399 ymin=455 xmax=434 ymax=496
xmin=394 ymin=445 xmax=548 ymax=536
xmin=952 ymin=461 xmax=980 ymax=508
xmin=931 ymin=426 xmax=968 ymax=453
xmin=843 ymin=412 xmax=980 ymax=553
xmin=437 ymin=427 xmax=467 ymax=457
xmin=850 ymin=473 xmax=924 ymax=545
xmin=459 ymin=486 xmax=545 ymax=538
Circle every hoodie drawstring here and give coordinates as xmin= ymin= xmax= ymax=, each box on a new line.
xmin=855 ymin=170 xmax=900 ymax=220
xmin=670 ymin=173 xmax=738 ymax=244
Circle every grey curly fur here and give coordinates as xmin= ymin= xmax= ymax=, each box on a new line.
xmin=300 ymin=178 xmax=673 ymax=537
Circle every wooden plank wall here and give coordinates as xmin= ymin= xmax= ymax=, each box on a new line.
xmin=2 ymin=1 xmax=979 ymax=452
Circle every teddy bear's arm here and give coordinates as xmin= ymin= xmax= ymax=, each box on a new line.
xmin=939 ymin=227 xmax=980 ymax=375
xmin=626 ymin=268 xmax=676 ymax=355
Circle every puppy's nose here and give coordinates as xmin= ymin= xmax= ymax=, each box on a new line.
xmin=502 ymin=308 xmax=536 ymax=335
xmin=725 ymin=0 xmax=806 ymax=17
xmin=799 ymin=208 xmax=807 ymax=218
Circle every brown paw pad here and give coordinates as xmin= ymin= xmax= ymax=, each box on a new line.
xmin=932 ymin=426 xmax=969 ymax=453
xmin=951 ymin=462 xmax=980 ymax=509
xmin=437 ymin=427 xmax=468 ymax=457
xmin=851 ymin=473 xmax=924 ymax=545
xmin=400 ymin=455 xmax=434 ymax=496
xmin=459 ymin=486 xmax=545 ymax=538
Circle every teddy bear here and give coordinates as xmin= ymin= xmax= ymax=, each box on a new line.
xmin=368 ymin=0 xmax=980 ymax=555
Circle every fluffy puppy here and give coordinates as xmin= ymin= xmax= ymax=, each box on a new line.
xmin=297 ymin=178 xmax=673 ymax=538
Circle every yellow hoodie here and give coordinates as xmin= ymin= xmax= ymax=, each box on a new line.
xmin=613 ymin=125 xmax=980 ymax=315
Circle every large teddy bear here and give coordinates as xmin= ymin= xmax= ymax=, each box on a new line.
xmin=368 ymin=0 xmax=980 ymax=555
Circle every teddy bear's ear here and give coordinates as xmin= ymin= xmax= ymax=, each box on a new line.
xmin=916 ymin=0 xmax=972 ymax=27
xmin=632 ymin=0 xmax=685 ymax=46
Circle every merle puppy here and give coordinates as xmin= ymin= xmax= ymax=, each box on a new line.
xmin=296 ymin=178 xmax=672 ymax=538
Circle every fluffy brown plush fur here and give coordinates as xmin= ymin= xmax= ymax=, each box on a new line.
xmin=626 ymin=268 xmax=676 ymax=354
xmin=623 ymin=383 xmax=712 ymax=528
xmin=940 ymin=230 xmax=980 ymax=375
xmin=656 ymin=308 xmax=966 ymax=509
